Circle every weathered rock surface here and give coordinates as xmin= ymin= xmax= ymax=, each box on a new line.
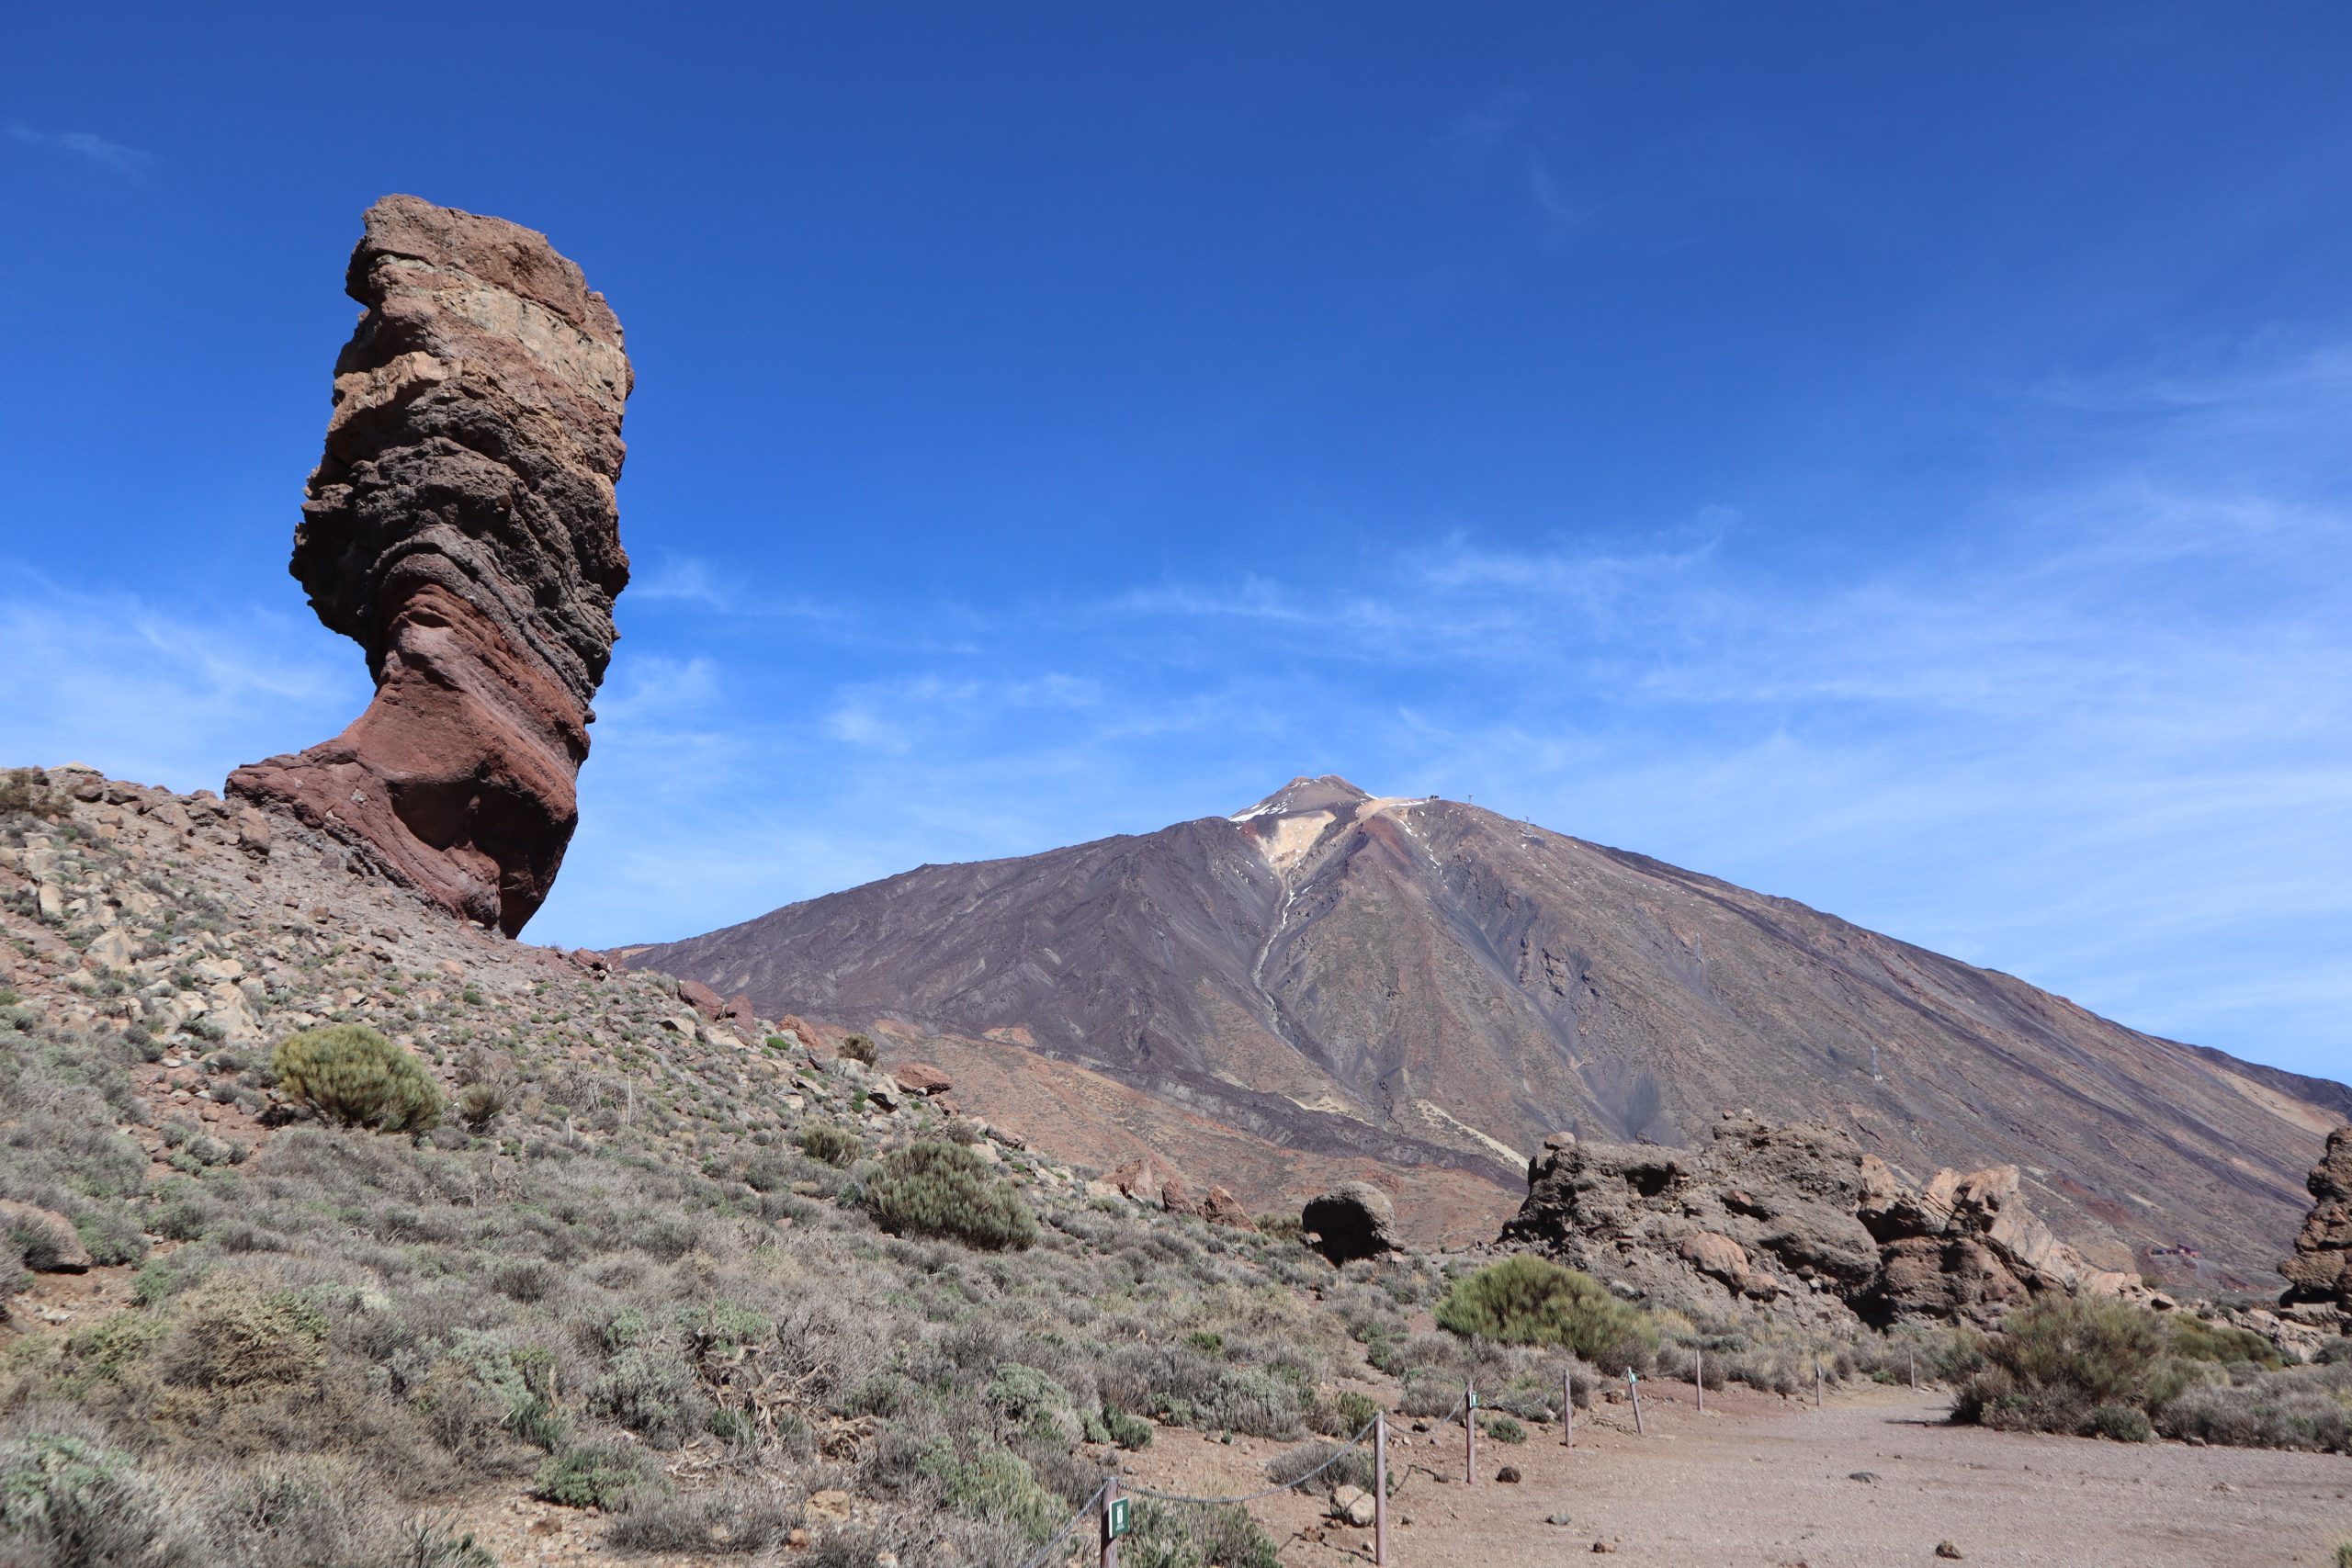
xmin=230 ymin=195 xmax=631 ymax=937
xmin=2280 ymin=1126 xmax=2352 ymax=1312
xmin=1304 ymin=1181 xmax=1401 ymax=1263
xmin=1500 ymin=1113 xmax=2144 ymax=1327
xmin=1103 ymin=1155 xmax=1255 ymax=1229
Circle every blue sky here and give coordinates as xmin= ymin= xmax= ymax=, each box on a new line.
xmin=5 ymin=6 xmax=2348 ymax=1081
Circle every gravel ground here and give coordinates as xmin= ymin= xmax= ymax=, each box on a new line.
xmin=1122 ymin=1382 xmax=2352 ymax=1568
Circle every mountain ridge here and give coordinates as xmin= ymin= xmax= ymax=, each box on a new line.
xmin=626 ymin=776 xmax=2346 ymax=1281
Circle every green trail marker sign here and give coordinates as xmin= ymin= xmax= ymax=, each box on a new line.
xmin=1105 ymin=1495 xmax=1130 ymax=1540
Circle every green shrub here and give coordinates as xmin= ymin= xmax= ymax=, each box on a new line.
xmin=799 ymin=1122 xmax=861 ymax=1168
xmin=156 ymin=1279 xmax=326 ymax=1390
xmin=1329 ymin=1388 xmax=1380 ymax=1438
xmin=839 ymin=1032 xmax=878 ymax=1066
xmin=535 ymin=1441 xmax=659 ymax=1508
xmin=0 ymin=1433 xmax=178 ymax=1565
xmin=1479 ymin=1412 xmax=1527 ymax=1444
xmin=864 ymin=1141 xmax=1037 ymax=1250
xmin=2090 ymin=1403 xmax=2152 ymax=1442
xmin=1124 ymin=1497 xmax=1281 ymax=1568
xmin=2168 ymin=1315 xmax=2282 ymax=1370
xmin=914 ymin=1439 xmax=1063 ymax=1541
xmin=1093 ymin=1406 xmax=1153 ymax=1450
xmin=453 ymin=1080 xmax=506 ymax=1134
xmin=0 ymin=769 xmax=70 ymax=819
xmin=272 ymin=1025 xmax=443 ymax=1134
xmin=1434 ymin=1256 xmax=1658 ymax=1368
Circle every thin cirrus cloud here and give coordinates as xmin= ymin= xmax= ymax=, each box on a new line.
xmin=7 ymin=123 xmax=153 ymax=175
xmin=537 ymin=340 xmax=2349 ymax=1081
xmin=0 ymin=346 xmax=2340 ymax=1079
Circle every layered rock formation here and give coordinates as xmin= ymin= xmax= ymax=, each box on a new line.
xmin=2280 ymin=1126 xmax=2352 ymax=1313
xmin=1499 ymin=1112 xmax=2143 ymax=1327
xmin=230 ymin=196 xmax=632 ymax=936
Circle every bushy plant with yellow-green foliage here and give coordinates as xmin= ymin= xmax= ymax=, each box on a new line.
xmin=864 ymin=1140 xmax=1037 ymax=1250
xmin=272 ymin=1024 xmax=442 ymax=1134
xmin=1434 ymin=1255 xmax=1658 ymax=1370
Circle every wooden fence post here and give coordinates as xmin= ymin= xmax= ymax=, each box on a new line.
xmin=1694 ymin=1347 xmax=1705 ymax=1416
xmin=1374 ymin=1410 xmax=1389 ymax=1566
xmin=1627 ymin=1369 xmax=1644 ymax=1436
xmin=1100 ymin=1477 xmax=1120 ymax=1568
xmin=1464 ymin=1378 xmax=1477 ymax=1486
xmin=1563 ymin=1366 xmax=1574 ymax=1448
xmin=1814 ymin=1359 xmax=1824 ymax=1408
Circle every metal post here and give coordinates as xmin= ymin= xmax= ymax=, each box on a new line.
xmin=1909 ymin=1349 xmax=1917 ymax=1391
xmin=1374 ymin=1411 xmax=1389 ymax=1566
xmin=1464 ymin=1378 xmax=1477 ymax=1486
xmin=1627 ymin=1369 xmax=1645 ymax=1436
xmin=1101 ymin=1477 xmax=1120 ymax=1568
xmin=1563 ymin=1367 xmax=1574 ymax=1448
xmin=1694 ymin=1347 xmax=1704 ymax=1416
xmin=1814 ymin=1359 xmax=1823 ymax=1408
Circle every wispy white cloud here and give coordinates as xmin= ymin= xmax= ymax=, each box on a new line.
xmin=8 ymin=123 xmax=153 ymax=175
xmin=0 ymin=570 xmax=364 ymax=792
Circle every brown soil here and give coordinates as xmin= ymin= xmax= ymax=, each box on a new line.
xmin=1119 ymin=1383 xmax=2352 ymax=1568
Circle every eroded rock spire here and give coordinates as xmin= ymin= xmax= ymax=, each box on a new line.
xmin=230 ymin=195 xmax=632 ymax=935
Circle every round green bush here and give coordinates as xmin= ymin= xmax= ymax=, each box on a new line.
xmin=2091 ymin=1403 xmax=2152 ymax=1442
xmin=1434 ymin=1256 xmax=1659 ymax=1367
xmin=271 ymin=1024 xmax=443 ymax=1134
xmin=799 ymin=1121 xmax=862 ymax=1168
xmin=864 ymin=1141 xmax=1037 ymax=1250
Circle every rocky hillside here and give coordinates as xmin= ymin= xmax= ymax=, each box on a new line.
xmin=629 ymin=776 xmax=2352 ymax=1285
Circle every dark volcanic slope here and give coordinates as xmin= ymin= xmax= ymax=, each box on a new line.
xmin=629 ymin=777 xmax=2346 ymax=1280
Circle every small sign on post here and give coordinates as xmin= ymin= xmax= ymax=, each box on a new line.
xmin=1626 ymin=1368 xmax=1645 ymax=1436
xmin=1464 ymin=1379 xmax=1478 ymax=1487
xmin=1101 ymin=1480 xmax=1126 ymax=1568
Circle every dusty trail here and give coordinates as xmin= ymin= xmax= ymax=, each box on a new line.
xmin=1125 ymin=1383 xmax=2352 ymax=1568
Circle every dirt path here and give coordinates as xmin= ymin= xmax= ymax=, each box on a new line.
xmin=1125 ymin=1383 xmax=2352 ymax=1568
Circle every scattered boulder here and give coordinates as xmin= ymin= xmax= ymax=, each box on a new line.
xmin=1303 ymin=1182 xmax=1401 ymax=1264
xmin=1501 ymin=1111 xmax=2144 ymax=1328
xmin=229 ymin=195 xmax=634 ymax=937
xmin=1201 ymin=1184 xmax=1257 ymax=1230
xmin=2280 ymin=1125 xmax=2352 ymax=1313
xmin=1329 ymin=1485 xmax=1375 ymax=1528
xmin=0 ymin=1201 xmax=91 ymax=1273
xmin=678 ymin=979 xmax=726 ymax=1021
xmin=894 ymin=1062 xmax=953 ymax=1096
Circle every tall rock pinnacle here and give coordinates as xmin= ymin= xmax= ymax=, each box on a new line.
xmin=230 ymin=195 xmax=633 ymax=935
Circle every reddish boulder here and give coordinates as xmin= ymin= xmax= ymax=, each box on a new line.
xmin=678 ymin=979 xmax=726 ymax=1021
xmin=229 ymin=195 xmax=633 ymax=936
xmin=894 ymin=1062 xmax=954 ymax=1096
xmin=1201 ymin=1185 xmax=1257 ymax=1230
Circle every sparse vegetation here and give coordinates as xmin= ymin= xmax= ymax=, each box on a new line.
xmin=839 ymin=1032 xmax=878 ymax=1066
xmin=1954 ymin=1298 xmax=2350 ymax=1450
xmin=864 ymin=1139 xmax=1039 ymax=1250
xmin=1434 ymin=1255 xmax=1659 ymax=1370
xmin=272 ymin=1024 xmax=444 ymax=1134
xmin=799 ymin=1120 xmax=861 ymax=1168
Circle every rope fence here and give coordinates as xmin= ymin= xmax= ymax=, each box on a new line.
xmin=1017 ymin=1393 xmax=1481 ymax=1566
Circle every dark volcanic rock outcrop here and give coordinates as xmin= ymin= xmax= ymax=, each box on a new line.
xmin=2281 ymin=1126 xmax=2352 ymax=1312
xmin=1499 ymin=1113 xmax=2143 ymax=1327
xmin=629 ymin=775 xmax=2348 ymax=1274
xmin=230 ymin=195 xmax=632 ymax=936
